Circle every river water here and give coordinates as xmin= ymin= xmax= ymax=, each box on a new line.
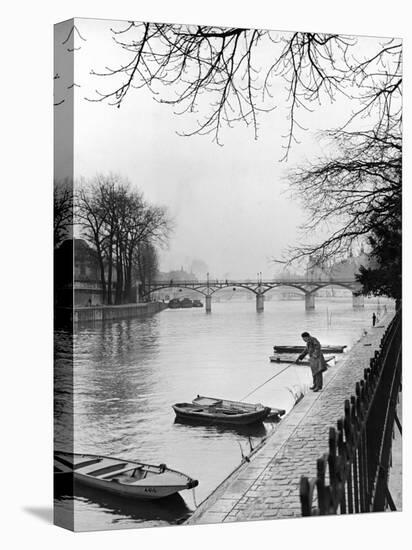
xmin=54 ymin=296 xmax=391 ymax=531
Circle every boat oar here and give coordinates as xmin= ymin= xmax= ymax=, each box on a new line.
xmin=191 ymin=486 xmax=198 ymax=508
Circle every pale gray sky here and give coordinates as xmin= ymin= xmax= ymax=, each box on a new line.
xmin=55 ymin=18 xmax=381 ymax=278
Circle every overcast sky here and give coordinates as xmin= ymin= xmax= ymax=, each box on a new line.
xmin=55 ymin=19 xmax=382 ymax=278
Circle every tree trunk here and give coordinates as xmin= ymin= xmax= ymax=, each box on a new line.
xmin=107 ymin=238 xmax=113 ymax=305
xmin=96 ymin=247 xmax=107 ymax=304
xmin=124 ymin=248 xmax=134 ymax=302
xmin=115 ymin=241 xmax=123 ymax=304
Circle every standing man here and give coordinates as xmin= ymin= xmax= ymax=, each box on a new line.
xmin=295 ymin=332 xmax=328 ymax=392
xmin=372 ymin=312 xmax=377 ymax=327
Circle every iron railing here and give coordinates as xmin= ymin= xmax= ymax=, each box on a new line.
xmin=300 ymin=311 xmax=402 ymax=515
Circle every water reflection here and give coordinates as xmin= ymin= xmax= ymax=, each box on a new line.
xmin=173 ymin=417 xmax=271 ymax=438
xmin=54 ymin=475 xmax=192 ymax=527
xmin=54 ymin=329 xmax=73 ymax=450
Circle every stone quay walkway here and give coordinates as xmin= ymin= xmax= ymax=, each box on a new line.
xmin=187 ymin=315 xmax=394 ymax=525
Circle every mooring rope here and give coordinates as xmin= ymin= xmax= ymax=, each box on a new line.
xmin=239 ymin=363 xmax=295 ymax=401
xmin=192 ymin=487 xmax=198 ymax=508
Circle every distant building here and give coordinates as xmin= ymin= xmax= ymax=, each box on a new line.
xmin=273 ymin=266 xmax=305 ymax=280
xmin=157 ymin=267 xmax=197 ymax=282
xmin=155 ymin=267 xmax=198 ymax=299
xmin=55 ymin=238 xmax=140 ymax=307
xmin=305 ymin=255 xmax=331 ymax=281
xmin=303 ymin=248 xmax=373 ymax=282
xmin=74 ymin=239 xmax=100 ymax=282
xmin=300 ymin=248 xmax=373 ymax=296
xmin=329 ymin=247 xmax=372 ymax=280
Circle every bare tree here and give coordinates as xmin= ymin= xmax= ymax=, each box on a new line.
xmin=87 ymin=23 xmax=401 ymax=158
xmin=77 ymin=176 xmax=111 ymax=302
xmin=54 ymin=181 xmax=73 ymax=248
xmin=122 ymin=201 xmax=171 ymax=302
xmin=54 ymin=23 xmax=87 ymax=107
xmin=285 ymin=123 xmax=401 ymax=264
xmin=76 ymin=174 xmax=172 ymax=304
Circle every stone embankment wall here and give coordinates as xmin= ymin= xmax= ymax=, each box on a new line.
xmin=56 ymin=302 xmax=168 ymax=324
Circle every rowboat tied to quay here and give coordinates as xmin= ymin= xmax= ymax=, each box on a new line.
xmin=273 ymin=344 xmax=347 ymax=354
xmin=269 ymin=353 xmax=336 ymax=365
xmin=54 ymin=451 xmax=198 ymax=499
xmin=172 ymin=395 xmax=275 ymax=425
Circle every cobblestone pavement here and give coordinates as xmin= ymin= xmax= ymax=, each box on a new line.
xmin=187 ymin=317 xmax=392 ymax=525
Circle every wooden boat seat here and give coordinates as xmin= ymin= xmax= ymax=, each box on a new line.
xmin=102 ymin=466 xmax=146 ymax=481
xmin=195 ymin=398 xmax=223 ymax=407
xmin=84 ymin=462 xmax=129 ymax=477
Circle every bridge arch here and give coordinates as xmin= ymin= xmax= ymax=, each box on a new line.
xmin=260 ymin=283 xmax=308 ymax=295
xmin=305 ymin=282 xmax=359 ymax=293
xmin=212 ymin=283 xmax=259 ymax=296
xmin=142 ymin=284 xmax=207 ymax=300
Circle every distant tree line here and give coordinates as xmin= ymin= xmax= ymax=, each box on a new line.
xmin=76 ymin=174 xmax=172 ymax=304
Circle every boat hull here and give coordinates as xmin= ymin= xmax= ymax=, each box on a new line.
xmin=54 ymin=452 xmax=197 ymax=500
xmin=74 ymin=474 xmax=189 ymax=499
xmin=172 ymin=403 xmax=271 ymax=425
xmin=273 ymin=345 xmax=346 ymax=354
xmin=270 ymin=354 xmax=336 ymax=364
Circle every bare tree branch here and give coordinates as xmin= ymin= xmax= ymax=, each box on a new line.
xmin=87 ymin=24 xmax=401 ymax=157
xmin=284 ymin=125 xmax=401 ymax=264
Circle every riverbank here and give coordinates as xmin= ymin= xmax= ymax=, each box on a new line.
xmin=56 ymin=301 xmax=168 ymax=324
xmin=187 ymin=313 xmax=395 ymax=525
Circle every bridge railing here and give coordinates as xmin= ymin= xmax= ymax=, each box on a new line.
xmin=150 ymin=277 xmax=359 ymax=285
xmin=300 ymin=311 xmax=402 ymax=515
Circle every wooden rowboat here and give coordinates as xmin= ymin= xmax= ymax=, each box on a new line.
xmin=269 ymin=353 xmax=336 ymax=365
xmin=54 ymin=451 xmax=198 ymax=499
xmin=193 ymin=395 xmax=285 ymax=418
xmin=273 ymin=345 xmax=347 ymax=354
xmin=172 ymin=395 xmax=272 ymax=425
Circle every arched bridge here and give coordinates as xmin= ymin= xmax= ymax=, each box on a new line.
xmin=143 ymin=278 xmax=364 ymax=312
